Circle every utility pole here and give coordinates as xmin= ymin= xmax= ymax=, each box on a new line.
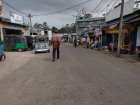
xmin=76 ymin=15 xmax=78 ymax=37
xmin=117 ymin=0 xmax=124 ymax=55
xmin=28 ymin=13 xmax=33 ymax=35
xmin=73 ymin=9 xmax=79 ymax=37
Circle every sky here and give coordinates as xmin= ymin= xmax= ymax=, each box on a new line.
xmin=3 ymin=0 xmax=134 ymax=29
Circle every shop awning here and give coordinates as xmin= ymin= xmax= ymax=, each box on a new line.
xmin=101 ymin=16 xmax=137 ymax=28
xmin=126 ymin=17 xmax=140 ymax=23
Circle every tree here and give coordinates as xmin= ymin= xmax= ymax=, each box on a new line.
xmin=58 ymin=23 xmax=76 ymax=33
xmin=52 ymin=26 xmax=58 ymax=33
xmin=42 ymin=22 xmax=49 ymax=30
xmin=84 ymin=13 xmax=92 ymax=18
xmin=33 ymin=22 xmax=50 ymax=31
xmin=33 ymin=23 xmax=43 ymax=31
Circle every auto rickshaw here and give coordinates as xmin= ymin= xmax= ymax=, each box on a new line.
xmin=34 ymin=35 xmax=50 ymax=54
xmin=3 ymin=35 xmax=28 ymax=52
xmin=25 ymin=36 xmax=34 ymax=50
xmin=0 ymin=37 xmax=6 ymax=61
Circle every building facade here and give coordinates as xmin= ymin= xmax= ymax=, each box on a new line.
xmin=0 ymin=17 xmax=29 ymax=41
xmin=77 ymin=17 xmax=105 ymax=35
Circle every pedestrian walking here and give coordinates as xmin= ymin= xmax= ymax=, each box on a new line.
xmin=74 ymin=37 xmax=77 ymax=48
xmin=82 ymin=37 xmax=86 ymax=48
xmin=86 ymin=36 xmax=90 ymax=48
xmin=51 ymin=30 xmax=61 ymax=62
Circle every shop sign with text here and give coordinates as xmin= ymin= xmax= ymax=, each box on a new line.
xmin=3 ymin=23 xmax=21 ymax=30
xmin=10 ymin=12 xmax=24 ymax=25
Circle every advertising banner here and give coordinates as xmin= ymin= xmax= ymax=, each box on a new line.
xmin=95 ymin=28 xmax=102 ymax=35
xmin=109 ymin=24 xmax=118 ymax=30
xmin=10 ymin=12 xmax=24 ymax=25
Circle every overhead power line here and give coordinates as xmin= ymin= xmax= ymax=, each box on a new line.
xmin=109 ymin=0 xmax=118 ymax=12
xmin=25 ymin=18 xmax=30 ymax=24
xmin=95 ymin=0 xmax=115 ymax=17
xmin=85 ymin=0 xmax=96 ymax=10
xmin=2 ymin=1 xmax=28 ymax=16
xmin=91 ymin=0 xmax=105 ymax=14
xmin=32 ymin=0 xmax=93 ymax=16
xmin=92 ymin=0 xmax=108 ymax=16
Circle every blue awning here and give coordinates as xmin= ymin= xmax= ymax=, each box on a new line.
xmin=100 ymin=16 xmax=137 ymax=28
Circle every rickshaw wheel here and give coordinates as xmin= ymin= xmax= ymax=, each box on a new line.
xmin=28 ymin=48 xmax=31 ymax=51
xmin=138 ymin=53 xmax=140 ymax=59
xmin=48 ymin=50 xmax=50 ymax=53
xmin=0 ymin=56 xmax=2 ymax=61
xmin=18 ymin=48 xmax=23 ymax=52
xmin=35 ymin=51 xmax=38 ymax=54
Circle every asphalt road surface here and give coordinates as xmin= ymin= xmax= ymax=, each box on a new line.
xmin=0 ymin=44 xmax=140 ymax=105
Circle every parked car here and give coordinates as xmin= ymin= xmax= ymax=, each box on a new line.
xmin=34 ymin=35 xmax=50 ymax=54
xmin=3 ymin=35 xmax=28 ymax=52
xmin=0 ymin=37 xmax=6 ymax=61
xmin=25 ymin=36 xmax=34 ymax=50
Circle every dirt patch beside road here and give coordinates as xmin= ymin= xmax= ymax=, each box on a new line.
xmin=0 ymin=50 xmax=35 ymax=80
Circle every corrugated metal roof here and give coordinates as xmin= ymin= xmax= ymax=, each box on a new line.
xmin=100 ymin=15 xmax=137 ymax=28
xmin=77 ymin=17 xmax=105 ymax=22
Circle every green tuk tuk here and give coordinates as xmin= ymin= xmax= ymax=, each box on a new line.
xmin=3 ymin=35 xmax=28 ymax=52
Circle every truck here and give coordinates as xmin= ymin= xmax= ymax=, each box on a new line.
xmin=43 ymin=30 xmax=52 ymax=45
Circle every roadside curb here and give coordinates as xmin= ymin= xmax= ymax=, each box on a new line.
xmin=74 ymin=44 xmax=140 ymax=63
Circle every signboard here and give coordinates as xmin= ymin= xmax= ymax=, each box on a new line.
xmin=84 ymin=32 xmax=88 ymax=36
xmin=95 ymin=28 xmax=102 ymax=35
xmin=106 ymin=0 xmax=134 ymax=22
xmin=109 ymin=24 xmax=118 ymax=30
xmin=10 ymin=12 xmax=24 ymax=24
xmin=3 ymin=23 xmax=20 ymax=30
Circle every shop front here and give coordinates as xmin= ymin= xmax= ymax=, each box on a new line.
xmin=0 ymin=17 xmax=29 ymax=41
xmin=102 ymin=22 xmax=135 ymax=53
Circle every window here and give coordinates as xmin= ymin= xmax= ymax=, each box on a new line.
xmin=39 ymin=38 xmax=45 ymax=42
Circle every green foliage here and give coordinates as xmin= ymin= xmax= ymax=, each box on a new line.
xmin=58 ymin=23 xmax=76 ymax=33
xmin=84 ymin=13 xmax=92 ymax=18
xmin=52 ymin=26 xmax=58 ymax=33
xmin=33 ymin=22 xmax=50 ymax=31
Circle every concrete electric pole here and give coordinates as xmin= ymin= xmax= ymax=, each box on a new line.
xmin=117 ymin=0 xmax=124 ymax=55
xmin=28 ymin=13 xmax=33 ymax=35
xmin=73 ymin=10 xmax=79 ymax=37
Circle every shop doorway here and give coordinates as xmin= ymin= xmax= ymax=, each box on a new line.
xmin=3 ymin=28 xmax=22 ymax=36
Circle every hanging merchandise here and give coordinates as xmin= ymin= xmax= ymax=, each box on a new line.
xmin=124 ymin=33 xmax=129 ymax=45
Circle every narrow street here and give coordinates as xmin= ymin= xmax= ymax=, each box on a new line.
xmin=0 ymin=44 xmax=140 ymax=105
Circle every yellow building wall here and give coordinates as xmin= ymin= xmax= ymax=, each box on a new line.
xmin=0 ymin=21 xmax=4 ymax=41
xmin=20 ymin=26 xmax=26 ymax=36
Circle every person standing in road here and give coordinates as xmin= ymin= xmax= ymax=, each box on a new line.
xmin=51 ymin=30 xmax=61 ymax=62
xmin=74 ymin=37 xmax=77 ymax=48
